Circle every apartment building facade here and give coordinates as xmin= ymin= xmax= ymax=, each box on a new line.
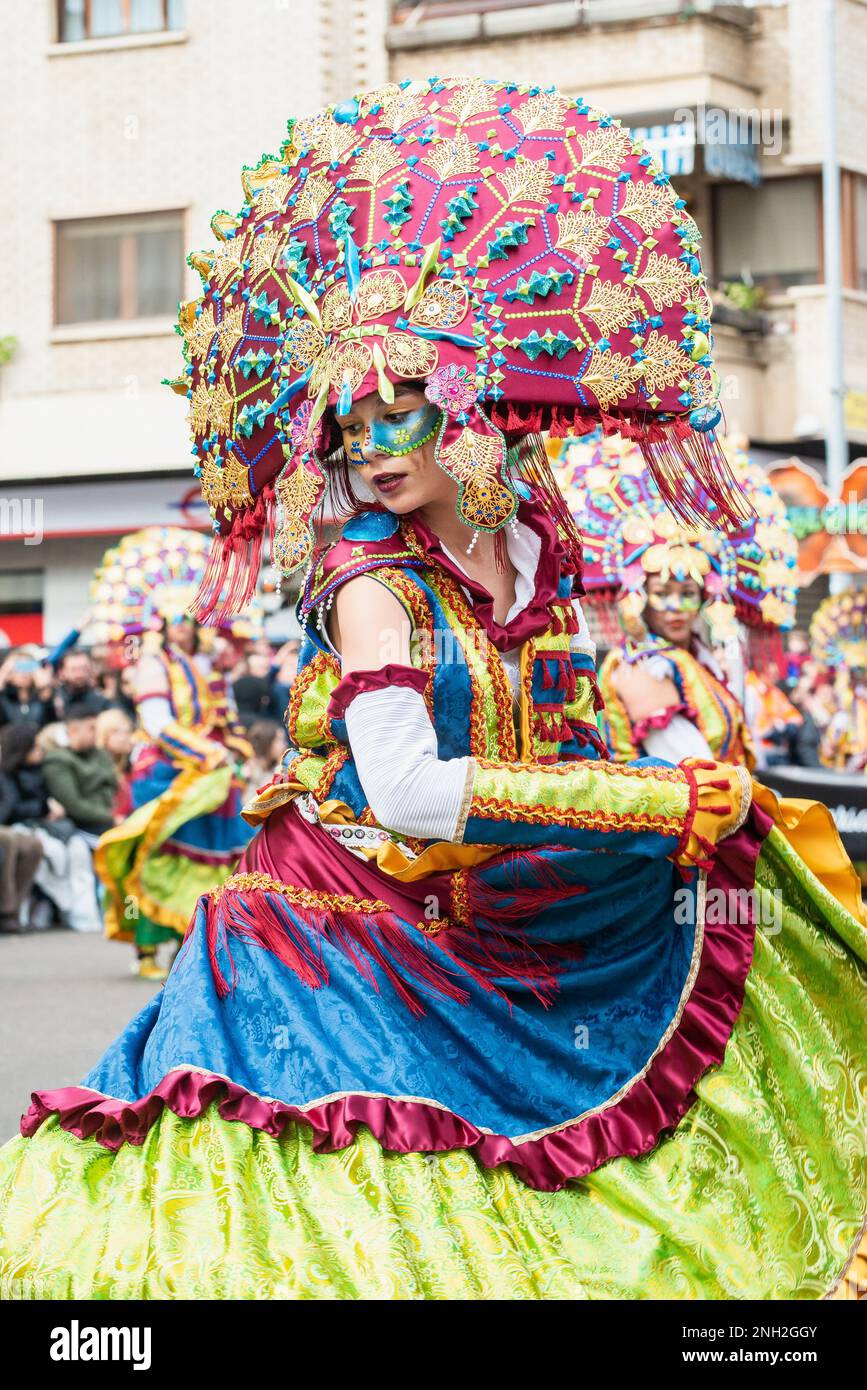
xmin=2 ymin=0 xmax=865 ymax=640
xmin=388 ymin=0 xmax=867 ymax=463
xmin=388 ymin=0 xmax=867 ymax=626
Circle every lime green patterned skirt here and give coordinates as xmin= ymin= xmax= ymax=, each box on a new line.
xmin=1 ymin=829 xmax=865 ymax=1300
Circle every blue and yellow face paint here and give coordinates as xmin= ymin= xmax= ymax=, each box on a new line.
xmin=645 ymin=588 xmax=703 ymax=614
xmin=339 ymin=403 xmax=441 ymax=466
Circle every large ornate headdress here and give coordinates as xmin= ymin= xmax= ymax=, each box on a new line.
xmin=553 ymin=433 xmax=798 ymax=645
xmin=168 ymin=76 xmax=750 ymax=623
xmin=89 ymin=526 xmax=260 ymax=642
xmin=810 ymin=590 xmax=867 ymax=673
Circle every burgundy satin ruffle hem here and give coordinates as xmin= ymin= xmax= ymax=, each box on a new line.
xmin=19 ymin=815 xmax=768 ymax=1192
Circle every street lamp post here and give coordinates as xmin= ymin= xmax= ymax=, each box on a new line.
xmin=822 ymin=0 xmax=849 ymax=594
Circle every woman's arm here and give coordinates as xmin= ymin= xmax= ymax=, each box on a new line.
xmin=336 ymin=577 xmax=473 ymax=840
xmin=612 ymin=655 xmax=713 ymax=761
xmin=333 ymin=580 xmax=747 ymax=868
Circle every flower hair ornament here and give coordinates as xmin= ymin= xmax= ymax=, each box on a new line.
xmin=553 ymin=431 xmax=798 ymax=647
xmin=167 ymin=76 xmax=751 ymax=623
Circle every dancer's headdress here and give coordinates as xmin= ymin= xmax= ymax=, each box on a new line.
xmin=168 ymin=76 xmax=750 ymax=623
xmin=553 ymin=433 xmax=797 ymax=644
xmin=810 ymin=590 xmax=867 ymax=672
xmin=89 ymin=526 xmax=260 ymax=641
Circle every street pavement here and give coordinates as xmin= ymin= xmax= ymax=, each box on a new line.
xmin=0 ymin=929 xmax=162 ymax=1141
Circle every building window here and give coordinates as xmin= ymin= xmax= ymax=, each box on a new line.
xmin=57 ymin=0 xmax=185 ymax=42
xmin=55 ymin=212 xmax=183 ymax=325
xmin=714 ymin=177 xmax=821 ymax=293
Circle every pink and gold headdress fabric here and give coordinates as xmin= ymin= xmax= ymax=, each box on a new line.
xmin=168 ymin=76 xmax=747 ymax=622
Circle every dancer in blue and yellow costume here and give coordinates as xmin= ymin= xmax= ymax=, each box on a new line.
xmin=1 ymin=80 xmax=865 ymax=1301
xmin=553 ymin=434 xmax=798 ymax=769
xmin=811 ymin=589 xmax=867 ymax=774
xmin=89 ymin=528 xmax=255 ymax=980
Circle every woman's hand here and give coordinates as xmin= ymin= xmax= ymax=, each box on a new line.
xmin=612 ymin=657 xmax=681 ymax=723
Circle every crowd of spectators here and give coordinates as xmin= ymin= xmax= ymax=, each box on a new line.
xmin=743 ymin=628 xmax=858 ymax=771
xmin=0 ymin=624 xmax=300 ymax=934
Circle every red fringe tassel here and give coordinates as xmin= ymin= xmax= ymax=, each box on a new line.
xmin=466 ymin=849 xmax=588 ymax=938
xmin=490 ymin=404 xmax=754 ymax=533
xmin=190 ymin=488 xmax=275 ymax=625
xmin=203 ymin=877 xmax=579 ymax=1017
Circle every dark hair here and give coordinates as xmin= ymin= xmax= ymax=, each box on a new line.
xmin=162 ymin=618 xmax=200 ymax=654
xmin=60 ymin=647 xmax=90 ymax=668
xmin=247 ymin=719 xmax=284 ymax=762
xmin=0 ymin=720 xmax=39 ymax=774
xmin=65 ymin=700 xmax=99 ymax=723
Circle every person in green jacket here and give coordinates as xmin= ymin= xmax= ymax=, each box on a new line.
xmin=43 ymin=703 xmax=117 ymax=840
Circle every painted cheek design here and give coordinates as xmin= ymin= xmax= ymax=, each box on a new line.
xmin=343 ymin=404 xmax=441 ymax=467
xmin=647 ymin=593 xmax=702 ymax=614
xmin=370 ymin=404 xmax=441 ymax=458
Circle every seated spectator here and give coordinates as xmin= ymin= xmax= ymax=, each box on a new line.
xmin=784 ymin=629 xmax=810 ymax=690
xmin=0 ymin=824 xmax=42 ymax=932
xmin=0 ymin=650 xmax=54 ymax=729
xmin=788 ymin=707 xmax=822 ymax=768
xmin=96 ymin=707 xmax=135 ymax=779
xmin=53 ymin=650 xmax=110 ymax=720
xmin=0 ymin=722 xmax=45 ymax=931
xmin=0 ymin=720 xmax=103 ymax=932
xmin=270 ymin=639 xmax=300 ymax=718
xmin=36 ymin=722 xmax=66 ymax=755
xmin=31 ymin=661 xmax=57 ymax=707
xmin=243 ymin=719 xmax=288 ymax=801
xmin=43 ymin=702 xmax=118 ymax=839
xmin=744 ymin=664 xmax=805 ymax=769
xmin=0 ymin=721 xmax=58 ymax=825
xmin=96 ymin=669 xmax=120 ymax=704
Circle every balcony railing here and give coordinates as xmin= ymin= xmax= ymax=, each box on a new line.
xmin=391 ymin=0 xmax=759 ymax=23
xmin=392 ymin=0 xmax=585 ymax=18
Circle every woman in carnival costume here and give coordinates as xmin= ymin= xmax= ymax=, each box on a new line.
xmin=0 ymin=79 xmax=865 ymax=1301
xmin=810 ymin=589 xmax=867 ymax=775
xmin=555 ymin=433 xmax=799 ymax=768
xmin=90 ymin=528 xmax=255 ymax=980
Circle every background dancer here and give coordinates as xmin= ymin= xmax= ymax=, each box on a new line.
xmin=89 ymin=528 xmax=256 ymax=979
xmin=555 ymin=432 xmax=798 ymax=767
